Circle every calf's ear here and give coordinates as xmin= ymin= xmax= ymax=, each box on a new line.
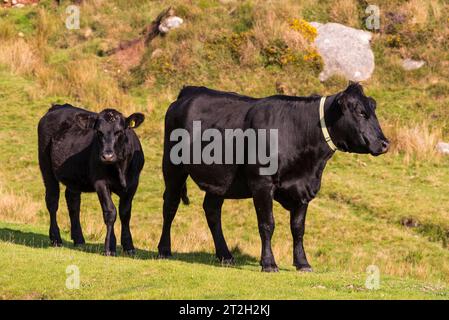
xmin=75 ymin=113 xmax=97 ymax=129
xmin=126 ymin=113 xmax=145 ymax=129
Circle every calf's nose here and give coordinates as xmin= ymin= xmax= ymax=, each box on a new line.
xmin=101 ymin=151 xmax=115 ymax=162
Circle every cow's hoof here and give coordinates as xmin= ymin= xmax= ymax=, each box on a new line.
xmin=104 ymin=251 xmax=116 ymax=257
xmin=296 ymin=265 xmax=313 ymax=272
xmin=73 ymin=242 xmax=85 ymax=248
xmin=124 ymin=249 xmax=136 ymax=257
xmin=220 ymin=257 xmax=235 ymax=266
xmin=50 ymin=240 xmax=63 ymax=247
xmin=261 ymin=265 xmax=279 ymax=273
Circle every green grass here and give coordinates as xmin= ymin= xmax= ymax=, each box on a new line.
xmin=1 ymin=222 xmax=447 ymax=300
xmin=0 ymin=0 xmax=449 ymax=299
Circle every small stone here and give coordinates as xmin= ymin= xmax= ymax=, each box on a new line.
xmin=158 ymin=16 xmax=183 ymax=34
xmin=151 ymin=48 xmax=164 ymax=59
xmin=18 ymin=32 xmax=24 ymax=37
xmin=313 ymin=285 xmax=326 ymax=289
xmin=402 ymin=58 xmax=425 ymax=71
xmin=83 ymin=27 xmax=93 ymax=39
xmin=436 ymin=142 xmax=449 ymax=155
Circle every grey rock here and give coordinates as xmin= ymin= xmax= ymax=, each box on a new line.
xmin=310 ymin=22 xmax=375 ymax=82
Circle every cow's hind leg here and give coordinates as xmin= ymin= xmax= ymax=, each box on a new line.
xmin=65 ymin=188 xmax=85 ymax=246
xmin=157 ymin=172 xmax=188 ymax=259
xmin=203 ymin=193 xmax=234 ymax=265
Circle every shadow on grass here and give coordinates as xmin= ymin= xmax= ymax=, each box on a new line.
xmin=0 ymin=227 xmax=260 ymax=269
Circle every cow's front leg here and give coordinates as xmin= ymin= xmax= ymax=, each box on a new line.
xmin=119 ymin=187 xmax=137 ymax=256
xmin=291 ymin=203 xmax=312 ymax=272
xmin=253 ymin=187 xmax=278 ymax=272
xmin=95 ymin=182 xmax=117 ymax=256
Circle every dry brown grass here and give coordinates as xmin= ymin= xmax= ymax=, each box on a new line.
xmin=252 ymin=7 xmax=286 ymax=48
xmin=33 ymin=57 xmax=132 ymax=112
xmin=0 ymin=20 xmax=16 ymax=41
xmin=0 ymin=186 xmax=40 ymax=224
xmin=384 ymin=120 xmax=443 ymax=162
xmin=329 ymin=0 xmax=359 ymax=28
xmin=34 ymin=9 xmax=58 ymax=56
xmin=0 ymin=39 xmax=39 ymax=76
xmin=401 ymin=0 xmax=430 ymax=26
xmin=238 ymin=39 xmax=260 ymax=67
xmin=64 ymin=59 xmax=132 ymax=111
xmin=250 ymin=2 xmax=312 ymax=57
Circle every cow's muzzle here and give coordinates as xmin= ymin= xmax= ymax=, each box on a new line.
xmin=371 ymin=139 xmax=390 ymax=156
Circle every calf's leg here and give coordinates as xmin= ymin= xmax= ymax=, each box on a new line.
xmin=43 ymin=173 xmax=62 ymax=246
xmin=119 ymin=187 xmax=137 ymax=256
xmin=95 ymin=182 xmax=117 ymax=256
xmin=291 ymin=203 xmax=312 ymax=272
xmin=203 ymin=193 xmax=234 ymax=264
xmin=252 ymin=187 xmax=278 ymax=272
xmin=65 ymin=189 xmax=85 ymax=246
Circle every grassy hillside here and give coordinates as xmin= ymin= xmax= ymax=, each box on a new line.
xmin=0 ymin=0 xmax=449 ymax=299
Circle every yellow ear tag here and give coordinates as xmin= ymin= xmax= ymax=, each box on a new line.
xmin=129 ymin=120 xmax=136 ymax=128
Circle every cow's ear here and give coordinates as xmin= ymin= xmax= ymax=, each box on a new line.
xmin=75 ymin=113 xmax=97 ymax=130
xmin=126 ymin=113 xmax=145 ymax=129
xmin=336 ymin=92 xmax=350 ymax=112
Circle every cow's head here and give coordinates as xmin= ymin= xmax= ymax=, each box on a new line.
xmin=330 ymin=83 xmax=389 ymax=156
xmin=76 ymin=109 xmax=144 ymax=164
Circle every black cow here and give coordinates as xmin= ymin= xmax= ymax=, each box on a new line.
xmin=38 ymin=104 xmax=145 ymax=256
xmin=158 ymin=83 xmax=389 ymax=272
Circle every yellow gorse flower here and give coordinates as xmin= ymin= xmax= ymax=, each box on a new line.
xmin=290 ymin=18 xmax=318 ymax=42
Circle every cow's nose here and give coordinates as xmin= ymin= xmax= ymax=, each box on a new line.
xmin=101 ymin=152 xmax=115 ymax=162
xmin=380 ymin=139 xmax=390 ymax=153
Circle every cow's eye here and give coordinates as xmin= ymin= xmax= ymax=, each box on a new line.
xmin=359 ymin=112 xmax=369 ymax=119
xmin=97 ymin=131 xmax=104 ymax=138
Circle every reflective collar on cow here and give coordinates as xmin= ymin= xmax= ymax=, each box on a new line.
xmin=319 ymin=96 xmax=338 ymax=152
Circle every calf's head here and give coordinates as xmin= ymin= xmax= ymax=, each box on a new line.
xmin=76 ymin=109 xmax=144 ymax=164
xmin=330 ymin=83 xmax=389 ymax=156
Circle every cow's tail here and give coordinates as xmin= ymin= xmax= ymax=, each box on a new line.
xmin=181 ymin=183 xmax=190 ymax=205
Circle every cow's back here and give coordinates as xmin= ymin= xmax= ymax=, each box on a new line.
xmin=165 ymin=87 xmax=257 ymax=195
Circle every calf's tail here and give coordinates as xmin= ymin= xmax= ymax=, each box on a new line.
xmin=181 ymin=183 xmax=190 ymax=205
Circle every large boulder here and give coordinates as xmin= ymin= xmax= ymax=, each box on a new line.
xmin=310 ymin=22 xmax=375 ymax=82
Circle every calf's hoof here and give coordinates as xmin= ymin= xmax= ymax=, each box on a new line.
xmin=124 ymin=249 xmax=136 ymax=257
xmin=157 ymin=253 xmax=172 ymax=259
xmin=296 ymin=265 xmax=313 ymax=272
xmin=50 ymin=240 xmax=63 ymax=247
xmin=104 ymin=251 xmax=116 ymax=257
xmin=73 ymin=241 xmax=85 ymax=248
